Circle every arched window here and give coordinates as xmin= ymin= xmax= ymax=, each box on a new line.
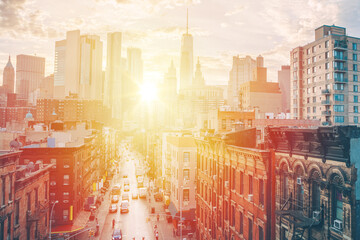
xmin=280 ymin=164 xmax=289 ymax=204
xmin=330 ymin=174 xmax=344 ymax=222
xmin=310 ymin=170 xmax=321 ymax=211
xmin=294 ymin=165 xmax=304 ymax=210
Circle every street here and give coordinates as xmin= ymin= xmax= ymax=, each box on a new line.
xmin=91 ymin=146 xmax=177 ymax=240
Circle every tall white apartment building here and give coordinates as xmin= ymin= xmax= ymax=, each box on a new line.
xmin=291 ymin=25 xmax=360 ymax=125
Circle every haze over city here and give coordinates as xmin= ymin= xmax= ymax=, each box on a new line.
xmin=1 ymin=0 xmax=360 ymax=85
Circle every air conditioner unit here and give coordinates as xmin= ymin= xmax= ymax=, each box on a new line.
xmin=225 ymin=181 xmax=229 ymax=188
xmin=297 ymin=177 xmax=302 ymax=185
xmin=333 ymin=220 xmax=343 ymax=231
xmin=248 ymin=194 xmax=253 ymax=202
xmin=312 ymin=211 xmax=320 ymax=219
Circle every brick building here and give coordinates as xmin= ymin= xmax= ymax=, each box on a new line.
xmin=0 ymin=151 xmax=19 ymax=240
xmin=14 ymin=162 xmax=52 ymax=240
xmin=267 ymin=126 xmax=360 ymax=240
xmin=195 ymin=131 xmax=274 ymax=240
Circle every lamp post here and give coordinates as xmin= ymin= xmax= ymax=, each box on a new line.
xmin=49 ymin=200 xmax=59 ymax=240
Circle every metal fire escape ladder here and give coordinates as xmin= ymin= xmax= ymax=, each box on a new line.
xmin=291 ymin=207 xmax=323 ymax=240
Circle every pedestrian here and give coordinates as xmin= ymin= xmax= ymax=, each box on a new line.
xmin=112 ymin=219 xmax=115 ymax=228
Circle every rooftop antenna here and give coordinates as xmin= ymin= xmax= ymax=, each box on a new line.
xmin=187 ymin=8 xmax=189 ymax=34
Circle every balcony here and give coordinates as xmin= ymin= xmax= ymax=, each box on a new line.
xmin=334 ymin=41 xmax=347 ymax=50
xmin=334 ymin=66 xmax=347 ymax=72
xmin=321 ymin=89 xmax=330 ymax=94
xmin=322 ymin=110 xmax=331 ymax=116
xmin=334 ymin=78 xmax=348 ymax=83
xmin=322 ymin=121 xmax=332 ymax=126
xmin=334 ymin=55 xmax=347 ymax=61
xmin=321 ymin=100 xmax=332 ymax=105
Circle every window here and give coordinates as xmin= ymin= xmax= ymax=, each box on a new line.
xmin=325 ymin=40 xmax=329 ymax=48
xmin=240 ymin=212 xmax=243 ymax=234
xmin=63 ymin=175 xmax=70 ymax=185
xmin=313 ymin=87 xmax=316 ymax=93
xmin=334 ymin=94 xmax=344 ymax=101
xmin=8 ymin=175 xmax=12 ymax=202
xmin=353 ymin=42 xmax=357 ymax=50
xmin=312 ymin=56 xmax=316 ymax=63
xmin=355 ymin=116 xmax=358 ymax=123
xmin=354 ymin=64 xmax=358 ymax=72
xmin=307 ymin=68 xmax=310 ymax=74
xmin=312 ymin=181 xmax=320 ymax=211
xmin=307 ymin=78 xmax=311 ymax=84
xmin=259 ymin=226 xmax=264 ymax=240
xmin=354 ymin=106 xmax=358 ymax=113
xmin=282 ymin=174 xmax=289 ymax=203
xmin=325 ymin=51 xmax=329 ymax=59
xmin=63 ymin=192 xmax=70 ymax=200
xmin=183 ymin=169 xmax=189 ymax=180
xmin=307 ymin=107 xmax=311 ymax=113
xmin=312 ymin=46 xmax=316 ymax=53
xmin=7 ymin=215 xmax=10 ymax=240
xmin=2 ymin=178 xmax=5 ymax=205
xmin=183 ymin=189 xmax=189 ymax=201
xmin=231 ymin=205 xmax=235 ymax=227
xmin=326 ymin=73 xmax=330 ymax=80
xmin=307 ymin=58 xmax=311 ymax=65
xmin=15 ymin=201 xmax=19 ymax=225
xmin=354 ymin=85 xmax=358 ymax=92
xmin=232 ymin=168 xmax=236 ymax=190
xmin=249 ymin=175 xmax=253 ymax=195
xmin=63 ymin=210 xmax=69 ymax=221
xmin=35 ymin=188 xmax=39 ymax=208
xmin=334 ymin=105 xmax=344 ymax=112
xmin=325 ymin=62 xmax=329 ymax=69
xmin=335 ymin=116 xmax=345 ymax=123
xmin=355 ymin=96 xmax=358 ymax=103
xmin=354 ymin=75 xmax=358 ymax=82
xmin=307 ymin=48 xmax=311 ymax=55
xmin=240 ymin=172 xmax=244 ymax=195
xmin=354 ymin=53 xmax=358 ymax=61
xmin=248 ymin=218 xmax=253 ymax=240
xmin=183 ymin=152 xmax=190 ymax=163
xmin=313 ymin=97 xmax=316 ymax=103
xmin=259 ymin=179 xmax=264 ymax=206
xmin=45 ymin=181 xmax=48 ymax=200
xmin=27 ymin=192 xmax=31 ymax=211
xmin=222 ymin=119 xmax=226 ymax=129
xmin=313 ymin=66 xmax=316 ymax=73
xmin=333 ymin=187 xmax=343 ymax=221
xmin=313 ymin=107 xmax=316 ymax=113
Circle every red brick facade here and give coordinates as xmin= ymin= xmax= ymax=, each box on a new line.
xmin=195 ymin=137 xmax=274 ymax=240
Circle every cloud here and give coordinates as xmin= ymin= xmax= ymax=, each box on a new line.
xmin=224 ymin=5 xmax=244 ymax=17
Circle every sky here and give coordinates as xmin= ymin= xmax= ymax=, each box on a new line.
xmin=0 ymin=0 xmax=360 ymax=86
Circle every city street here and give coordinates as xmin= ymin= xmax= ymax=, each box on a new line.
xmin=96 ymin=147 xmax=176 ymax=240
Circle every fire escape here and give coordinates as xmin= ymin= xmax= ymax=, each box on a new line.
xmin=276 ymin=193 xmax=323 ymax=240
xmin=27 ymin=201 xmax=49 ymax=238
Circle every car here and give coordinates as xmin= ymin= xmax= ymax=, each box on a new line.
xmin=109 ymin=203 xmax=118 ymax=213
xmin=139 ymin=188 xmax=147 ymax=198
xmin=111 ymin=195 xmax=119 ymax=203
xmin=122 ymin=193 xmax=129 ymax=201
xmin=124 ymin=185 xmax=130 ymax=192
xmin=120 ymin=200 xmax=129 ymax=213
xmin=112 ymin=228 xmax=122 ymax=240
xmin=124 ymin=179 xmax=130 ymax=186
xmin=132 ymin=190 xmax=139 ymax=199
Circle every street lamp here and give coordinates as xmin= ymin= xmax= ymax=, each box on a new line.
xmin=49 ymin=200 xmax=59 ymax=240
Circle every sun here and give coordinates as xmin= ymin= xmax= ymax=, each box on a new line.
xmin=139 ymin=81 xmax=158 ymax=103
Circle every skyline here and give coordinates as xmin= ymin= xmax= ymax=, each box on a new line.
xmin=0 ymin=0 xmax=360 ymax=86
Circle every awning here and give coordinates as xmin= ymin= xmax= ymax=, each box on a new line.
xmin=175 ymin=208 xmax=196 ymax=221
xmin=51 ymin=224 xmax=84 ymax=234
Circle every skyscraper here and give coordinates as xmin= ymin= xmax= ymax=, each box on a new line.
xmin=290 ymin=25 xmax=360 ymax=125
xmin=2 ymin=56 xmax=15 ymax=94
xmin=127 ymin=47 xmax=143 ymax=88
xmin=54 ymin=40 xmax=66 ymax=98
xmin=65 ymin=30 xmax=81 ymax=97
xmin=79 ymin=34 xmax=103 ymax=99
xmin=16 ymin=54 xmax=45 ymax=103
xmin=104 ymin=32 xmax=122 ymax=119
xmin=193 ymin=57 xmax=204 ymax=86
xmin=179 ymin=9 xmax=193 ymax=90
xmin=227 ymin=55 xmax=256 ymax=110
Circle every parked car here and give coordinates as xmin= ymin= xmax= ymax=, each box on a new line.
xmin=122 ymin=193 xmax=129 ymax=201
xmin=112 ymin=228 xmax=122 ymax=240
xmin=120 ymin=200 xmax=129 ymax=213
xmin=124 ymin=179 xmax=130 ymax=186
xmin=124 ymin=185 xmax=130 ymax=192
xmin=132 ymin=190 xmax=139 ymax=199
xmin=111 ymin=195 xmax=119 ymax=203
xmin=109 ymin=203 xmax=118 ymax=213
